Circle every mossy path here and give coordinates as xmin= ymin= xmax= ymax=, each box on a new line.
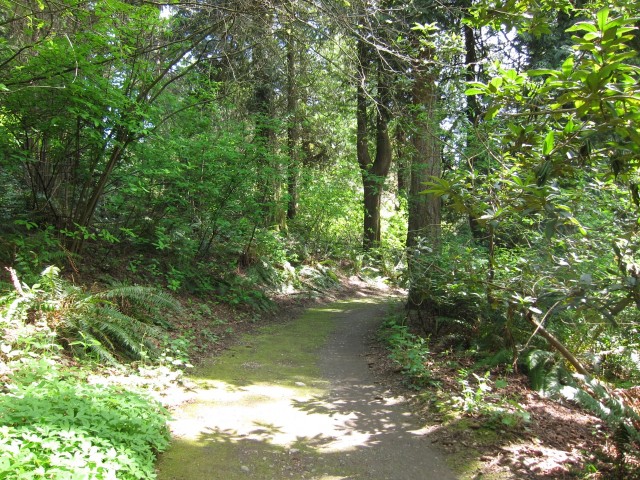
xmin=156 ymin=298 xmax=456 ymax=480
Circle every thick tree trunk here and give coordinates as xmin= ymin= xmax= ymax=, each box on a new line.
xmin=362 ymin=177 xmax=383 ymax=248
xmin=406 ymin=69 xmax=441 ymax=249
xmin=406 ymin=52 xmax=441 ymax=308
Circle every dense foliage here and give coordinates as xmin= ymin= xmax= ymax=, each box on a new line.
xmin=0 ymin=366 xmax=170 ymax=479
xmin=0 ymin=0 xmax=639 ymax=477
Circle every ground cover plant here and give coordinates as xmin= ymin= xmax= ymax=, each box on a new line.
xmin=0 ymin=267 xmax=184 ymax=479
xmin=0 ymin=361 xmax=170 ymax=480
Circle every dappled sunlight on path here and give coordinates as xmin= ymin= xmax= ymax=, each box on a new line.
xmin=168 ymin=380 xmax=372 ymax=452
xmin=157 ymin=300 xmax=456 ymax=479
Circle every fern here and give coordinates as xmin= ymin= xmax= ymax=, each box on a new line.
xmin=2 ymin=266 xmax=177 ymax=365
xmin=100 ymin=284 xmax=181 ymax=310
xmin=69 ymin=326 xmax=120 ymax=365
xmin=522 ymin=349 xmax=562 ymax=392
xmin=99 ymin=283 xmax=181 ymax=328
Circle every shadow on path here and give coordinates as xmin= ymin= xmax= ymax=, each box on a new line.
xmin=156 ymin=299 xmax=457 ymax=480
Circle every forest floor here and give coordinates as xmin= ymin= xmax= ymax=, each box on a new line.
xmin=154 ymin=277 xmax=619 ymax=479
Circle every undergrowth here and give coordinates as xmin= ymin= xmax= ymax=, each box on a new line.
xmin=380 ymin=307 xmax=640 ymax=478
xmin=0 ymin=266 xmax=191 ymax=479
xmin=380 ymin=313 xmax=433 ymax=389
xmin=0 ymin=360 xmax=170 ymax=480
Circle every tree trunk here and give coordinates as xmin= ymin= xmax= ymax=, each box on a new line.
xmin=356 ymin=39 xmax=392 ymax=251
xmin=251 ymin=14 xmax=284 ymax=230
xmin=362 ymin=176 xmax=383 ymax=247
xmin=525 ymin=312 xmax=590 ymax=377
xmin=463 ymin=20 xmax=486 ymax=242
xmin=406 ymin=66 xmax=441 ymax=249
xmin=406 ymin=49 xmax=441 ymax=308
xmin=395 ymin=124 xmax=410 ymax=207
xmin=69 ymin=128 xmax=132 ymax=254
xmin=286 ymin=28 xmax=299 ymax=221
xmin=464 ymin=22 xmax=480 ymax=127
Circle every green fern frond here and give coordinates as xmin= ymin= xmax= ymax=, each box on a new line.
xmin=4 ymin=266 xmax=177 ymax=365
xmin=67 ymin=327 xmax=119 ymax=365
xmin=99 ymin=284 xmax=181 ymax=312
xmin=88 ymin=306 xmax=158 ymax=359
xmin=84 ymin=336 xmax=119 ymax=365
xmin=94 ymin=322 xmax=141 ymax=359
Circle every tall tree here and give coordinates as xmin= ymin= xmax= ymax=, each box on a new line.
xmin=355 ymin=33 xmax=393 ymax=251
xmin=286 ymin=25 xmax=301 ymax=221
xmin=406 ymin=60 xmax=441 ymax=249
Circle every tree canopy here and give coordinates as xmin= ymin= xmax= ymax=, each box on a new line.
xmin=1 ymin=0 xmax=639 ymax=474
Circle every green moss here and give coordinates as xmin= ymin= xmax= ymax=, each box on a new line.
xmin=190 ymin=304 xmax=345 ymax=388
xmin=156 ymin=300 xmax=374 ymax=480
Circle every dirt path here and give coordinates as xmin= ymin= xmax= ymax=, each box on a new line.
xmin=156 ymin=298 xmax=457 ymax=480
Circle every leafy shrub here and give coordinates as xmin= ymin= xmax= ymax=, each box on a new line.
xmin=4 ymin=223 xmax=68 ymax=285
xmin=0 ymin=360 xmax=170 ymax=480
xmin=405 ymin=227 xmax=489 ymax=320
xmin=216 ymin=274 xmax=273 ymax=312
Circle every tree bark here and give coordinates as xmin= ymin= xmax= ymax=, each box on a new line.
xmin=251 ymin=13 xmax=284 ymax=230
xmin=406 ymin=64 xmax=441 ymax=249
xmin=463 ymin=20 xmax=486 ymax=242
xmin=406 ymin=47 xmax=441 ymax=308
xmin=286 ymin=28 xmax=299 ymax=221
xmin=525 ymin=312 xmax=590 ymax=377
xmin=395 ymin=124 xmax=410 ymax=207
xmin=356 ymin=39 xmax=392 ymax=251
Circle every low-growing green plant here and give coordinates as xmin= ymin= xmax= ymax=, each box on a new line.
xmin=0 ymin=360 xmax=170 ymax=480
xmin=201 ymin=327 xmax=220 ymax=344
xmin=159 ymin=331 xmax=194 ymax=368
xmin=449 ymin=370 xmax=531 ymax=427
xmin=1 ymin=266 xmax=181 ymax=364
xmin=382 ymin=315 xmax=432 ymax=388
xmin=216 ymin=275 xmax=273 ymax=312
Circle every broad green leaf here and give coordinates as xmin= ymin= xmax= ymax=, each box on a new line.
xmin=489 ymin=77 xmax=503 ymax=91
xmin=560 ymin=56 xmax=574 ymax=77
xmin=543 ymin=131 xmax=554 ymax=156
xmin=527 ymin=69 xmax=556 ymax=77
xmin=566 ymin=21 xmax=598 ymax=33
xmin=484 ymin=104 xmax=501 ymax=120
xmin=597 ymin=8 xmax=610 ymax=31
xmin=564 ymin=118 xmax=575 ymax=133
xmin=464 ymin=87 xmax=485 ymax=96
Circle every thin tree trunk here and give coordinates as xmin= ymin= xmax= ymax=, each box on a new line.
xmin=69 ymin=128 xmax=132 ymax=254
xmin=356 ymin=39 xmax=392 ymax=251
xmin=525 ymin=312 xmax=590 ymax=376
xmin=286 ymin=28 xmax=299 ymax=221
xmin=395 ymin=124 xmax=409 ymax=207
xmin=463 ymin=20 xmax=485 ymax=242
xmin=252 ymin=12 xmax=285 ymax=230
